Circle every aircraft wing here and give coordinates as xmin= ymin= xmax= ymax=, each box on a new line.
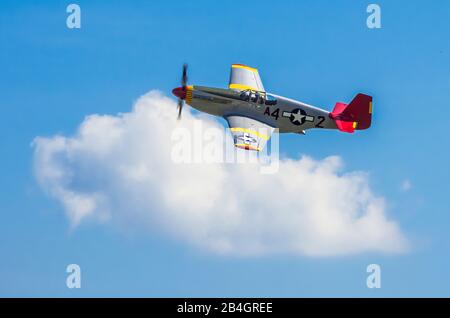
xmin=226 ymin=115 xmax=274 ymax=151
xmin=229 ymin=64 xmax=265 ymax=92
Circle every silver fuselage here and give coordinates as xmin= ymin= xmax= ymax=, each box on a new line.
xmin=187 ymin=86 xmax=337 ymax=133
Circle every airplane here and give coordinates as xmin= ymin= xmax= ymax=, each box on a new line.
xmin=172 ymin=64 xmax=372 ymax=151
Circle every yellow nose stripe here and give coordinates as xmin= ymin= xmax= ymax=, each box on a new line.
xmin=185 ymin=85 xmax=193 ymax=104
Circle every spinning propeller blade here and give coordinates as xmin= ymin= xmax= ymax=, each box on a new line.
xmin=176 ymin=63 xmax=188 ymax=120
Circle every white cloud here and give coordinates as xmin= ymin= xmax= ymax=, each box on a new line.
xmin=400 ymin=179 xmax=412 ymax=192
xmin=32 ymin=90 xmax=408 ymax=256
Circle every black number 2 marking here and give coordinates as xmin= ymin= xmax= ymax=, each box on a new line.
xmin=315 ymin=116 xmax=325 ymax=128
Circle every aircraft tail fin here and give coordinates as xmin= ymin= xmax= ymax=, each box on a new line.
xmin=329 ymin=93 xmax=372 ymax=133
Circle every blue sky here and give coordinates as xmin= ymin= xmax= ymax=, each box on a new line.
xmin=1 ymin=0 xmax=450 ymax=297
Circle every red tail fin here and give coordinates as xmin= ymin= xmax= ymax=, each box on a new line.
xmin=329 ymin=93 xmax=372 ymax=133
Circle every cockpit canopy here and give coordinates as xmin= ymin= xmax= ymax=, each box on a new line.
xmin=265 ymin=94 xmax=277 ymax=105
xmin=239 ymin=90 xmax=277 ymax=106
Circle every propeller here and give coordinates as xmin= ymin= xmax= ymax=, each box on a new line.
xmin=176 ymin=63 xmax=188 ymax=120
